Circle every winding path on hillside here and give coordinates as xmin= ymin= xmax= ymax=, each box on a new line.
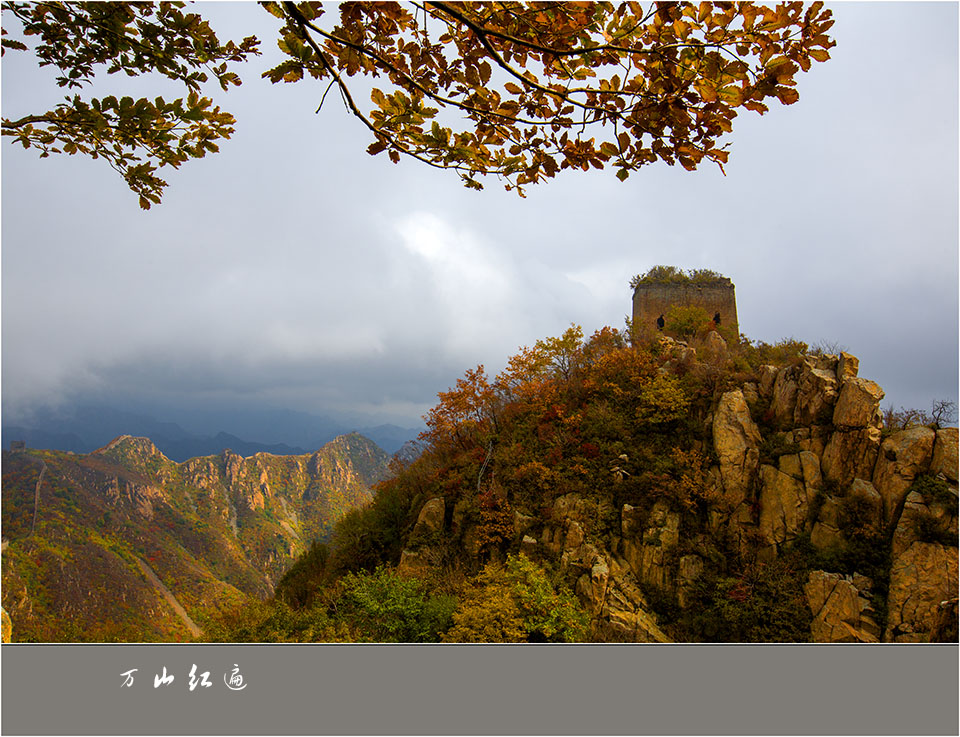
xmin=136 ymin=558 xmax=202 ymax=639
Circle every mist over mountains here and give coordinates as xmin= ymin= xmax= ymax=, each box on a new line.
xmin=2 ymin=403 xmax=422 ymax=460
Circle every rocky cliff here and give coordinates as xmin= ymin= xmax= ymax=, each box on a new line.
xmin=0 ymin=433 xmax=390 ymax=641
xmin=395 ymin=335 xmax=958 ymax=642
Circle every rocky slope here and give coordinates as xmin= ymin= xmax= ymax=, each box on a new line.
xmin=396 ymin=336 xmax=957 ymax=642
xmin=1 ymin=433 xmax=390 ymax=641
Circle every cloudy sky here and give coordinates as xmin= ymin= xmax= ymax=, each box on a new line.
xmin=2 ymin=2 xmax=957 ymax=437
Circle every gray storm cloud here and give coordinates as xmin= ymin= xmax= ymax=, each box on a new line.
xmin=2 ymin=3 xmax=956 ymax=430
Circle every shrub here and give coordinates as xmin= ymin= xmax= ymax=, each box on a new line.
xmin=442 ymin=576 xmax=527 ymax=643
xmin=910 ymin=474 xmax=958 ymax=515
xmin=629 ymin=266 xmax=726 ymax=288
xmin=200 ymin=598 xmax=350 ymax=643
xmin=912 ymin=510 xmax=955 ymax=546
xmin=335 ymin=566 xmax=456 ymax=642
xmin=635 ymin=373 xmax=691 ymax=426
xmin=664 ymin=305 xmax=710 ymax=341
xmin=444 ymin=554 xmax=589 ymax=642
xmin=503 ymin=553 xmax=590 ymax=642
xmin=758 ymin=433 xmax=801 ymax=465
xmin=684 ymin=556 xmax=812 ymax=642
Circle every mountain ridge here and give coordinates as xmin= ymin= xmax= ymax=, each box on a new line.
xmin=1 ymin=432 xmax=392 ymax=641
xmin=3 ymin=404 xmax=423 ymax=459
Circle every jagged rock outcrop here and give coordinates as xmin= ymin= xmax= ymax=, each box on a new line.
xmin=713 ymin=389 xmax=762 ymax=505
xmin=794 ymin=356 xmax=839 ymax=426
xmin=398 ymin=497 xmax=446 ymax=575
xmin=390 ymin=333 xmax=959 ymax=643
xmin=832 ymin=378 xmax=885 ymax=429
xmin=872 ymin=427 xmax=937 ymax=528
xmin=884 ymin=542 xmax=959 ymax=642
xmin=758 ymin=462 xmax=811 ymax=553
xmin=805 ymin=570 xmax=880 ymax=642
xmin=931 ymin=428 xmax=959 ymax=483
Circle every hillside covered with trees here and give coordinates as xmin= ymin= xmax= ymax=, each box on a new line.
xmin=204 ymin=314 xmax=958 ymax=643
xmin=1 ymin=433 xmax=389 ymax=641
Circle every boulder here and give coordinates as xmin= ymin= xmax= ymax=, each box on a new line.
xmin=810 ymin=496 xmax=843 ymax=549
xmin=847 ymin=478 xmax=884 ymax=532
xmin=713 ymin=390 xmax=762 ymax=504
xmin=799 ymin=451 xmax=824 ymax=496
xmin=836 ymin=352 xmax=859 ymax=384
xmin=805 ymin=570 xmax=880 ymax=642
xmin=412 ymin=497 xmax=445 ymax=539
xmin=741 ymin=382 xmax=761 ymax=411
xmin=832 ymin=377 xmax=884 ymax=429
xmin=872 ymin=426 xmax=936 ymax=527
xmin=891 ymin=489 xmax=957 ymax=559
xmin=793 ymin=360 xmax=839 ymax=426
xmin=927 ymin=598 xmax=959 ymax=642
xmin=821 ymin=427 xmax=881 ymax=488
xmin=758 ymin=464 xmax=811 ymax=549
xmin=891 ymin=491 xmax=930 ymax=559
xmin=575 ymin=556 xmax=610 ymax=617
xmin=703 ymin=330 xmax=728 ymax=362
xmin=785 ymin=426 xmax=830 ymax=458
xmin=595 ymin=574 xmax=671 ymax=643
xmin=513 ymin=510 xmax=538 ymax=537
xmin=770 ymin=367 xmax=799 ymax=427
xmin=884 ymin=542 xmax=959 ymax=642
xmin=758 ymin=365 xmax=779 ymax=399
xmin=564 ymin=520 xmax=585 ymax=551
xmin=623 ymin=500 xmax=679 ymax=590
xmin=931 ymin=427 xmax=959 ymax=483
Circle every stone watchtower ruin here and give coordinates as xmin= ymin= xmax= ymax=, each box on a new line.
xmin=632 ymin=270 xmax=739 ymax=337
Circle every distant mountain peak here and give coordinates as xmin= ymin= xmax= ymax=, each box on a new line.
xmin=94 ymin=435 xmax=167 ymax=460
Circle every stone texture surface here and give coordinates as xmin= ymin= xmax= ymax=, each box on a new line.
xmin=931 ymin=427 xmax=959 ymax=483
xmin=703 ymin=330 xmax=728 ymax=362
xmin=676 ymin=554 xmax=704 ymax=609
xmin=836 ymin=352 xmax=859 ymax=384
xmin=805 ymin=570 xmax=880 ymax=642
xmin=820 ymin=427 xmax=881 ymax=488
xmin=884 ymin=542 xmax=959 ymax=642
xmin=758 ymin=365 xmax=779 ymax=398
xmin=713 ymin=390 xmax=762 ymax=504
xmin=810 ymin=496 xmax=843 ymax=549
xmin=758 ymin=464 xmax=811 ymax=549
xmin=832 ymin=377 xmax=884 ymax=429
xmin=872 ymin=427 xmax=936 ymax=527
xmin=413 ymin=497 xmax=445 ymax=536
xmin=623 ymin=500 xmax=680 ymax=590
xmin=770 ymin=367 xmax=799 ymax=427
xmin=794 ymin=360 xmax=839 ymax=426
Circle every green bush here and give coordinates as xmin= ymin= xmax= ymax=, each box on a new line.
xmin=336 ymin=567 xmax=456 ymax=642
xmin=664 ymin=305 xmax=710 ymax=341
xmin=630 ymin=266 xmax=725 ymax=288
xmin=684 ymin=556 xmax=812 ymax=642
xmin=910 ymin=474 xmax=958 ymax=515
xmin=758 ymin=433 xmax=801 ymax=465
xmin=200 ymin=598 xmax=349 ymax=643
xmin=444 ymin=554 xmax=589 ymax=642
xmin=913 ymin=510 xmax=955 ymax=546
